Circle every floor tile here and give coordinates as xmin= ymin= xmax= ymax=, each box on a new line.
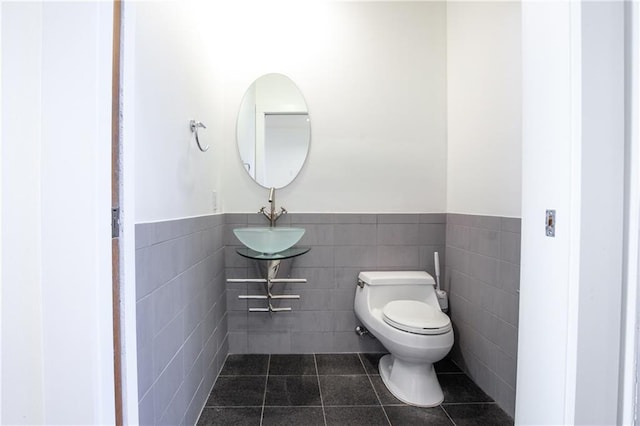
xmin=439 ymin=373 xmax=493 ymax=403
xmin=261 ymin=407 xmax=325 ymax=426
xmin=359 ymin=352 xmax=386 ymax=374
xmin=443 ymin=403 xmax=514 ymax=426
xmin=269 ymin=354 xmax=317 ymax=375
xmin=265 ymin=375 xmax=322 ymax=406
xmin=220 ymin=354 xmax=269 ymax=376
xmin=325 ymin=406 xmax=389 ymax=426
xmin=196 ymin=407 xmax=261 ymax=426
xmin=316 ymin=353 xmax=366 ymax=375
xmin=197 ymin=352 xmax=513 ymax=426
xmin=435 ymin=358 xmax=462 ymax=373
xmin=370 ymin=375 xmax=405 ymax=405
xmin=384 ymin=405 xmax=454 ymax=426
xmin=206 ymin=376 xmax=266 ymax=407
xmin=319 ymin=375 xmax=379 ymax=406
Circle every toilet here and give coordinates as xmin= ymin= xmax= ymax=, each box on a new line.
xmin=354 ymin=270 xmax=454 ymax=407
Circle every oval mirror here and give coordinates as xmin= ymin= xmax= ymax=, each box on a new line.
xmin=236 ymin=73 xmax=311 ymax=189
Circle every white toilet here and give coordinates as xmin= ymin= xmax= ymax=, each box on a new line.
xmin=354 ymin=270 xmax=454 ymax=407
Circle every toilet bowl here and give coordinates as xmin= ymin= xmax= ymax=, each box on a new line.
xmin=354 ymin=270 xmax=454 ymax=407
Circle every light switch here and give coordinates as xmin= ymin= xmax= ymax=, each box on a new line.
xmin=545 ymin=209 xmax=556 ymax=237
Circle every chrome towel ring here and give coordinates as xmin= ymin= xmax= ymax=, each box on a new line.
xmin=189 ymin=120 xmax=209 ymax=152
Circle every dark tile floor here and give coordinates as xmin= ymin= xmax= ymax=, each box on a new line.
xmin=197 ymin=353 xmax=513 ymax=426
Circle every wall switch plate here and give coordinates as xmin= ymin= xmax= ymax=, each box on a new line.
xmin=545 ymin=209 xmax=556 ymax=237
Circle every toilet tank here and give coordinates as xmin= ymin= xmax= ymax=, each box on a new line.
xmin=357 ymin=271 xmax=436 ymax=310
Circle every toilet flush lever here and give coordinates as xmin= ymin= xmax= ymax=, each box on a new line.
xmin=357 ymin=279 xmax=364 ymax=289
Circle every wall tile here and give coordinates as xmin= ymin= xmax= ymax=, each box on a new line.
xmin=470 ymin=215 xmax=501 ymax=231
xmin=500 ymin=231 xmax=521 ymax=264
xmin=135 ymin=247 xmax=154 ymax=300
xmin=495 ymin=349 xmax=517 ymax=389
xmin=445 ymin=213 xmax=520 ymax=418
xmin=377 ymin=223 xmax=419 ymax=245
xmin=228 ymin=332 xmax=248 ymax=353
xmin=138 ymin=386 xmax=154 ymax=426
xmin=183 ymin=324 xmax=203 ymax=377
xmin=494 ymin=378 xmax=516 ymax=420
xmin=289 ymin=213 xmax=334 ymax=224
xmin=182 ymin=355 xmax=204 ymax=425
xmin=290 ymin=311 xmax=334 ymax=332
xmin=136 ymin=216 xmax=227 ymax=425
xmin=247 ymin=331 xmax=291 ymax=354
xmin=376 ymin=245 xmax=420 ymax=269
xmin=498 ymin=260 xmax=520 ymax=294
xmin=332 ymin=214 xmax=377 ymax=224
xmin=496 ymin=319 xmax=518 ymax=358
xmin=447 ymin=213 xmax=472 ymax=226
xmin=446 ymin=224 xmax=470 ymax=250
xmin=335 ymin=267 xmax=362 ymax=290
xmin=290 ymin=267 xmax=336 ymax=289
xmin=333 ymin=310 xmax=358 ymax=332
xmin=332 ymin=289 xmax=356 ymax=311
xmin=153 ymin=312 xmax=184 ymax=379
xmin=446 ymin=246 xmax=470 ymax=275
xmin=418 ymin=223 xmax=446 ymax=245
xmin=500 ymin=217 xmax=521 ymax=234
xmin=334 ymin=246 xmax=377 ymax=268
xmin=291 ymin=332 xmax=333 ymax=353
xmin=333 ymin=224 xmax=377 ymax=246
xmin=468 ymin=253 xmax=499 ymax=285
xmin=153 ymin=349 xmax=184 ymax=424
xmin=153 ymin=275 xmax=184 ymax=336
xmin=419 ymin=213 xmax=447 ymax=224
xmin=299 ymin=224 xmax=335 ymax=246
xmin=377 ymin=214 xmax=419 ymax=224
xmin=295 ymin=246 xmax=334 ymax=268
xmin=468 ymin=228 xmax=500 ymax=258
xmin=135 ymin=223 xmax=154 ymax=249
xmin=158 ymin=382 xmax=187 ymax=426
xmin=136 ymin=338 xmax=154 ymax=401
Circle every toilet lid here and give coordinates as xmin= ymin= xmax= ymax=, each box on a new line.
xmin=382 ymin=300 xmax=451 ymax=335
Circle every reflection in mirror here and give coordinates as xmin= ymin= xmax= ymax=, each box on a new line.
xmin=236 ymin=73 xmax=311 ymax=188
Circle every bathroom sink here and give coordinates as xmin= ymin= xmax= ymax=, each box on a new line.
xmin=233 ymin=227 xmax=305 ymax=254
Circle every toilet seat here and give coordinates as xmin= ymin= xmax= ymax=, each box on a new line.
xmin=383 ymin=300 xmax=451 ymax=335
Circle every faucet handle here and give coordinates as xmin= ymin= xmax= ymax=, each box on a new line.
xmin=259 ymin=206 xmax=267 ymax=213
xmin=280 ymin=207 xmax=288 ymax=214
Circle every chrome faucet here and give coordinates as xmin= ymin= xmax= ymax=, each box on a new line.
xmin=259 ymin=187 xmax=287 ymax=227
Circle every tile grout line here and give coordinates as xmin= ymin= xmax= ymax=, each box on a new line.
xmin=259 ymin=354 xmax=271 ymax=426
xmin=439 ymin=404 xmax=458 ymax=426
xmin=313 ymin=353 xmax=328 ymax=426
xmin=358 ymin=354 xmax=393 ymax=426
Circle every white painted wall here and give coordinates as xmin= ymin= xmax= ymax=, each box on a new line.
xmin=574 ymin=2 xmax=625 ymax=423
xmin=517 ymin=1 xmax=627 ymax=424
xmin=1 ymin=2 xmax=115 ymax=424
xmin=130 ymin=1 xmax=221 ymax=223
xmin=1 ymin=3 xmax=44 ymax=423
xmin=131 ymin=1 xmax=446 ymax=219
xmin=446 ymin=1 xmax=522 ymax=218
xmin=517 ymin=3 xmax=580 ymax=423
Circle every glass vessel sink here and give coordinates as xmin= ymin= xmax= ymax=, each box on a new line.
xmin=233 ymin=227 xmax=305 ymax=254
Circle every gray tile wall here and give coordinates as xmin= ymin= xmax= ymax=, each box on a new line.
xmin=135 ymin=215 xmax=228 ymax=425
xmin=225 ymin=213 xmax=447 ymax=354
xmin=445 ymin=213 xmax=520 ymax=417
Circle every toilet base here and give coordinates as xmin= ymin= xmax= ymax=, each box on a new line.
xmin=378 ymin=354 xmax=444 ymax=407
